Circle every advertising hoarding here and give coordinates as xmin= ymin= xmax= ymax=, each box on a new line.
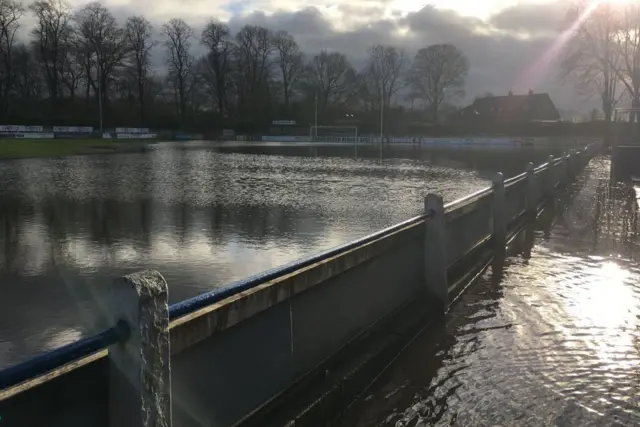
xmin=0 ymin=125 xmax=44 ymax=133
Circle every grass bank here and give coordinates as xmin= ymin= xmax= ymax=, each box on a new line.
xmin=0 ymin=138 xmax=158 ymax=159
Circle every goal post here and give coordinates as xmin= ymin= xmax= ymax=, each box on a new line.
xmin=310 ymin=126 xmax=359 ymax=142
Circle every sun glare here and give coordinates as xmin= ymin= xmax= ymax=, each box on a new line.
xmin=595 ymin=0 xmax=634 ymax=4
xmin=562 ymin=260 xmax=637 ymax=367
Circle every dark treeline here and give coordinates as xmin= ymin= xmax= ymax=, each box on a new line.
xmin=0 ymin=0 xmax=471 ymax=132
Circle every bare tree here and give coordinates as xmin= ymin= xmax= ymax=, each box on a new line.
xmin=233 ymin=25 xmax=273 ymax=110
xmin=308 ymin=50 xmax=353 ymax=109
xmin=125 ymin=15 xmax=155 ymax=123
xmin=0 ymin=0 xmax=25 ymax=116
xmin=58 ymin=29 xmax=84 ymax=99
xmin=560 ymin=1 xmax=619 ymax=139
xmin=74 ymin=2 xmax=127 ymax=107
xmin=363 ymin=44 xmax=406 ymax=108
xmin=200 ymin=19 xmax=232 ymax=115
xmin=407 ymin=44 xmax=469 ymax=123
xmin=610 ymin=4 xmax=640 ymax=118
xmin=404 ymin=90 xmax=421 ymax=110
xmin=272 ymin=30 xmax=304 ymax=109
xmin=29 ymin=0 xmax=72 ymax=105
xmin=349 ymin=71 xmax=376 ymax=110
xmin=12 ymin=44 xmax=42 ymax=100
xmin=163 ymin=18 xmax=193 ymax=125
xmin=186 ymin=59 xmax=207 ymax=115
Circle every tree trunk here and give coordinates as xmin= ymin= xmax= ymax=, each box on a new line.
xmin=178 ymin=75 xmax=185 ymax=128
xmin=603 ymin=107 xmax=612 ymax=148
xmin=138 ymin=78 xmax=145 ymax=125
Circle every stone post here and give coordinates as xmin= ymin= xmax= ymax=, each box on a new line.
xmin=492 ymin=173 xmax=507 ymax=253
xmin=545 ymin=154 xmax=556 ymax=198
xmin=566 ymin=150 xmax=574 ymax=179
xmin=108 ymin=270 xmax=172 ymax=427
xmin=561 ymin=152 xmax=570 ymax=185
xmin=525 ymin=162 xmax=537 ymax=215
xmin=425 ymin=193 xmax=449 ymax=311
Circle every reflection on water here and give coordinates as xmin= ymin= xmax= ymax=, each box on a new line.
xmin=0 ymin=145 xmax=559 ymax=368
xmin=340 ymin=157 xmax=640 ymax=426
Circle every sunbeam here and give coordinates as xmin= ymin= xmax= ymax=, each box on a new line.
xmin=514 ymin=0 xmax=600 ymax=91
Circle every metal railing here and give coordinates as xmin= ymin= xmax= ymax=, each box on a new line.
xmin=0 ymin=322 xmax=128 ymax=390
xmin=0 ymin=143 xmax=599 ymax=426
xmin=168 ymin=213 xmax=427 ymax=320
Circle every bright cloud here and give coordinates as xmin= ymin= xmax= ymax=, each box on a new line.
xmin=64 ymin=0 xmax=559 ymax=23
xmin=54 ymin=0 xmax=592 ymax=111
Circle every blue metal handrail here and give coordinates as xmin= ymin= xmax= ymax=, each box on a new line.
xmin=0 ymin=147 xmax=591 ymax=392
xmin=504 ymin=171 xmax=528 ymax=188
xmin=0 ymin=320 xmax=129 ymax=390
xmin=168 ymin=213 xmax=427 ymax=319
xmin=444 ymin=186 xmax=493 ymax=213
xmin=0 ymin=214 xmax=427 ymax=392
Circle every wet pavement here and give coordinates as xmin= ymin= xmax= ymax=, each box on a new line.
xmin=339 ymin=157 xmax=640 ymax=427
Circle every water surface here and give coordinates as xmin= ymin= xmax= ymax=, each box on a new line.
xmin=339 ymin=157 xmax=640 ymax=426
xmin=0 ymin=144 xmax=561 ymax=367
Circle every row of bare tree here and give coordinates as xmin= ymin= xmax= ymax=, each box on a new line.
xmin=561 ymin=1 xmax=640 ymax=138
xmin=0 ymin=0 xmax=470 ymax=130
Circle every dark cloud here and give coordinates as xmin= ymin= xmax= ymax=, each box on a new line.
xmin=488 ymin=1 xmax=567 ymax=35
xmin=400 ymin=5 xmax=490 ymax=37
xmin=224 ymin=4 xmax=590 ymax=111
xmin=22 ymin=1 xmax=589 ymax=112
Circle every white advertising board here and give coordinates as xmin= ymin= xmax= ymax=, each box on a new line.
xmin=0 ymin=125 xmax=44 ymax=133
xmin=115 ymin=127 xmax=150 ymax=134
xmin=53 ymin=126 xmax=93 ymax=133
xmin=14 ymin=133 xmax=54 ymax=139
xmin=116 ymin=133 xmax=157 ymax=139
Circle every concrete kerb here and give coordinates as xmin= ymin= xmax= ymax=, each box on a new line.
xmin=168 ymin=220 xmax=424 ymax=355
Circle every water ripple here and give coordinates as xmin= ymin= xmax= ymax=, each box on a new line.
xmin=340 ymin=157 xmax=640 ymax=427
xmin=1 ymin=146 xmax=512 ymax=368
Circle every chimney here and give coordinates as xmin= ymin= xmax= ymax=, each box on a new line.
xmin=508 ymin=90 xmax=513 ymax=96
xmin=528 ymin=89 xmax=534 ymax=96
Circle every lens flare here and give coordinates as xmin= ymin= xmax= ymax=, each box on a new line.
xmin=514 ymin=0 xmax=601 ymax=92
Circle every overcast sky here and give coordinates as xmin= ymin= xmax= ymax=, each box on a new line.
xmin=57 ymin=0 xmax=595 ymax=112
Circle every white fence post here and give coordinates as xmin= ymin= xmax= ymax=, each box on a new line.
xmin=525 ymin=162 xmax=537 ymax=215
xmin=545 ymin=154 xmax=556 ymax=198
xmin=425 ymin=193 xmax=449 ymax=311
xmin=492 ymin=173 xmax=507 ymax=252
xmin=561 ymin=152 xmax=570 ymax=184
xmin=567 ymin=149 xmax=576 ymax=180
xmin=108 ymin=270 xmax=172 ymax=427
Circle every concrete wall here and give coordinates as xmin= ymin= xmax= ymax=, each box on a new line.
xmin=505 ymin=177 xmax=529 ymax=226
xmin=250 ymin=135 xmax=601 ymax=147
xmin=612 ymin=145 xmax=640 ymax=181
xmin=0 ymin=144 xmax=600 ymax=427
xmin=169 ymin=222 xmax=425 ymax=426
xmin=0 ymin=222 xmax=426 ymax=427
xmin=445 ymin=193 xmax=494 ymax=267
xmin=0 ymin=355 xmax=108 ymax=427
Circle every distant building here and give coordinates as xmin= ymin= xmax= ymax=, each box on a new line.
xmin=451 ymin=91 xmax=561 ymax=125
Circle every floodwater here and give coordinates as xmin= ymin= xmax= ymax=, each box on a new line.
xmin=339 ymin=157 xmax=640 ymax=426
xmin=0 ymin=143 xmax=560 ymax=368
